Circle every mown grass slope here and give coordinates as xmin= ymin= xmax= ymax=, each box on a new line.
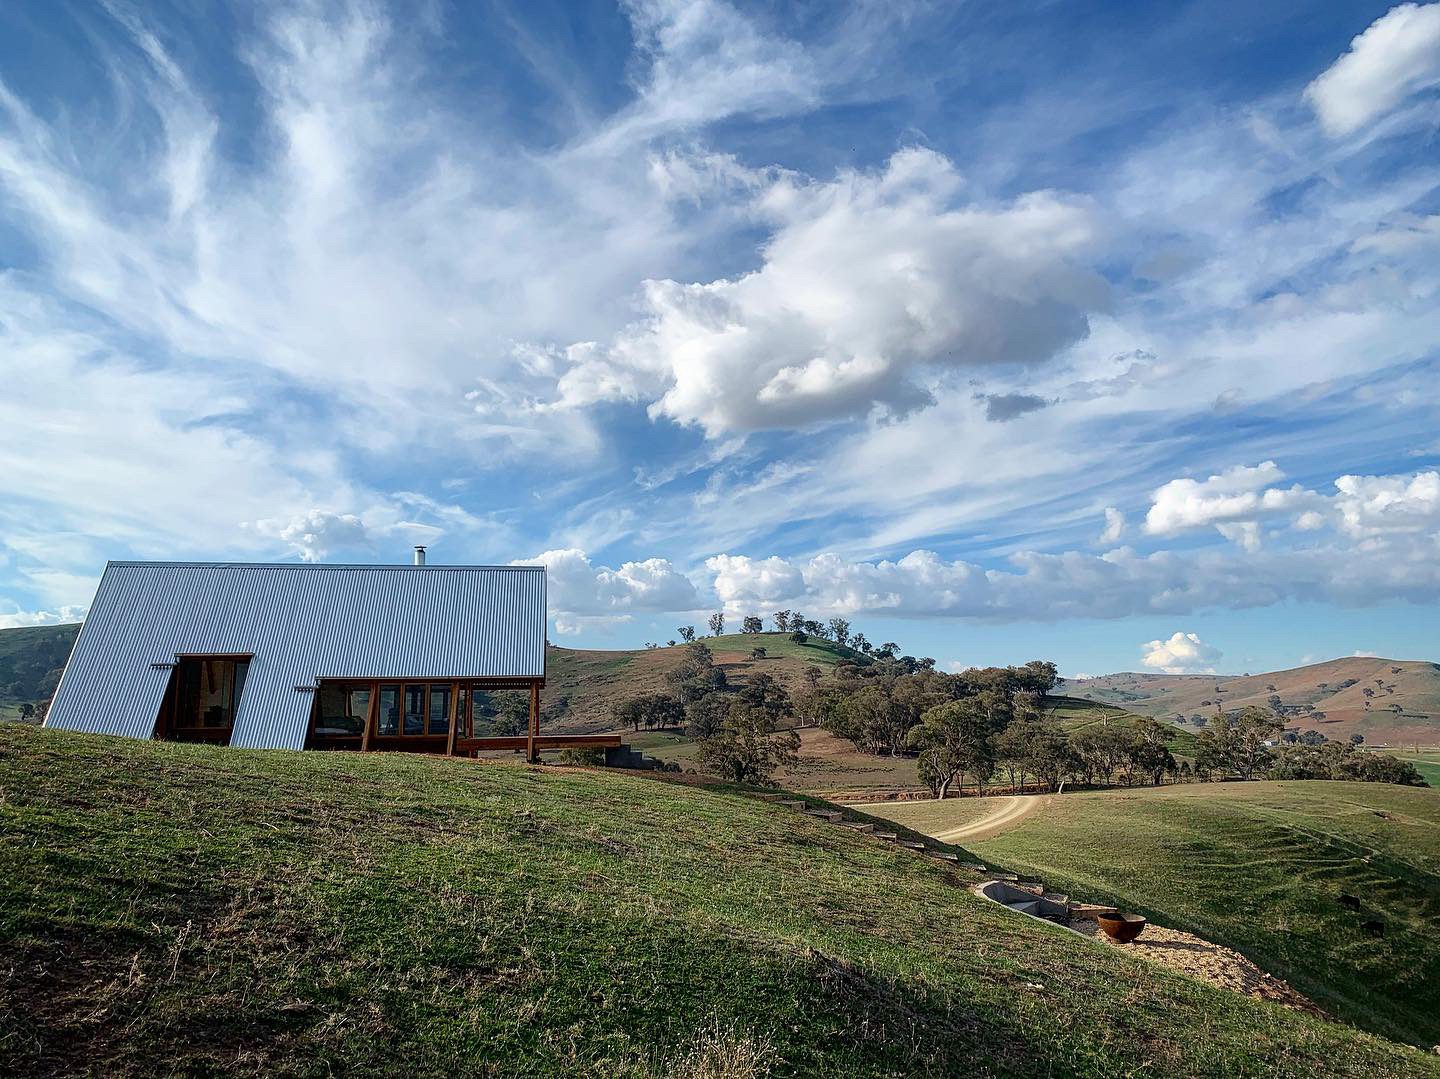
xmin=966 ymin=782 xmax=1440 ymax=1049
xmin=2 ymin=726 xmax=1437 ymax=1077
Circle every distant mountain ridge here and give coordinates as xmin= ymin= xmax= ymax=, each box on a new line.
xmin=1066 ymin=655 xmax=1440 ymax=745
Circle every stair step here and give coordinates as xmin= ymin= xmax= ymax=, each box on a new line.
xmin=897 ymin=840 xmax=926 ymax=850
xmin=961 ymin=862 xmax=988 ymax=872
xmin=993 ymin=873 xmax=1019 ymax=882
xmin=805 ymin=809 xmax=844 ymax=821
xmin=841 ymin=822 xmax=876 ymax=832
xmin=928 ymin=851 xmax=960 ymax=862
xmin=779 ymin=800 xmax=807 ymax=809
xmin=874 ymin=831 xmax=898 ymax=840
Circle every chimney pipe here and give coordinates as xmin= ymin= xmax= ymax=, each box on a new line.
xmin=413 ymin=545 xmax=427 ymax=566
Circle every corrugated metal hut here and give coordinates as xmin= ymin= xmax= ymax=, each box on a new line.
xmin=42 ymin=554 xmax=594 ymax=761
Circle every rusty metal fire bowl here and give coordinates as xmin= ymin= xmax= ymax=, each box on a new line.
xmin=1097 ymin=913 xmax=1147 ymax=943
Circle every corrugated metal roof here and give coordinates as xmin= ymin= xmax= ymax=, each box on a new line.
xmin=45 ymin=561 xmax=546 ymax=750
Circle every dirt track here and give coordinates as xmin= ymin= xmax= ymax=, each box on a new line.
xmin=931 ymin=795 xmax=1044 ymax=842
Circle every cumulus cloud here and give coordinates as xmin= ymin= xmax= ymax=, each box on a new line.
xmin=1144 ymin=462 xmax=1320 ymax=544
xmin=1305 ymin=3 xmax=1440 ymax=137
xmin=1099 ymin=507 xmax=1126 ymax=545
xmin=522 ymin=549 xmax=699 ymax=621
xmin=702 ymin=519 xmax=1440 ymax=623
xmin=1141 ymin=631 xmax=1222 ymax=674
xmin=1333 ymin=470 xmax=1440 ymax=535
xmin=249 ymin=512 xmax=373 ymax=562
xmin=533 ymin=148 xmax=1108 ymax=434
xmin=0 ymin=605 xmax=87 ymax=630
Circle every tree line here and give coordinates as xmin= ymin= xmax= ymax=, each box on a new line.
xmin=647 ymin=610 xmax=897 ymax=659
xmin=610 ymin=643 xmax=1426 ymax=791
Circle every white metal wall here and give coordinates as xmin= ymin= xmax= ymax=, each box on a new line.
xmin=45 ymin=561 xmax=546 ymax=750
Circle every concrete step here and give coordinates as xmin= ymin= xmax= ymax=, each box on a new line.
xmin=778 ymin=800 xmax=807 ymax=809
xmin=841 ymin=821 xmax=876 ymax=832
xmin=897 ymin=840 xmax=926 ymax=850
xmin=961 ymin=862 xmax=988 ymax=872
xmin=874 ymin=831 xmax=898 ymax=840
xmin=993 ymin=872 xmax=1019 ymax=882
xmin=805 ymin=809 xmax=844 ymax=822
xmin=928 ymin=850 xmax=960 ymax=862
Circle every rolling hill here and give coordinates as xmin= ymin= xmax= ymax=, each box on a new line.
xmin=541 ymin=631 xmax=861 ymax=732
xmin=876 ymin=781 xmax=1440 ymax=1049
xmin=2 ymin=724 xmax=1436 ymax=1077
xmin=0 ymin=623 xmax=78 ymax=721
xmin=1066 ymin=656 xmax=1440 ymax=745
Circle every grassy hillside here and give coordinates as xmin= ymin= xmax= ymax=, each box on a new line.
xmin=543 ymin=632 xmax=861 ymax=733
xmin=1044 ymin=696 xmax=1199 ymax=757
xmin=910 ymin=782 xmax=1440 ymax=1049
xmin=2 ymin=726 xmax=1436 ymax=1077
xmin=1068 ymin=657 xmax=1440 ymax=744
xmin=0 ymin=623 xmax=79 ymax=721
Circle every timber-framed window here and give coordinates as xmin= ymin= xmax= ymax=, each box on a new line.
xmin=155 ymin=654 xmax=252 ymax=745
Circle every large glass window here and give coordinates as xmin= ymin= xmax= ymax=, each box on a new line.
xmin=377 ymin=685 xmax=400 ymax=735
xmin=159 ymin=656 xmax=250 ymax=743
xmin=429 ymin=684 xmax=451 ymax=735
xmin=316 ymin=685 xmax=369 ymax=736
xmin=403 ymin=684 xmax=426 ymax=735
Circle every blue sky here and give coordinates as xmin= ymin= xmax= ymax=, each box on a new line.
xmin=2 ymin=0 xmax=1438 ymax=676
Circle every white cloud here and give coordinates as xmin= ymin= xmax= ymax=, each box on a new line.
xmin=598 ymin=0 xmax=822 ymax=147
xmin=1141 ymin=631 xmax=1222 ymax=674
xmin=0 ymin=605 xmax=87 ymax=630
xmin=1305 ymin=3 xmax=1440 ymax=137
xmin=1333 ymin=470 xmax=1440 ymax=535
xmin=1144 ymin=462 xmax=1320 ymax=543
xmin=521 ymin=549 xmax=699 ymax=619
xmin=248 ymin=512 xmax=373 ymax=563
xmin=534 ymin=148 xmax=1108 ymax=435
xmin=701 ymin=498 xmax=1440 ymax=622
xmin=1099 ymin=507 xmax=1126 ymax=545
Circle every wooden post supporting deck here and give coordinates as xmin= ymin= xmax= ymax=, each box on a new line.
xmin=445 ymin=683 xmax=460 ymax=757
xmin=360 ymin=687 xmax=375 ymax=752
xmin=526 ymin=680 xmax=540 ymax=763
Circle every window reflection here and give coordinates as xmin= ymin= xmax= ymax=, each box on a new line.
xmin=403 ymin=684 xmax=425 ymax=735
xmin=378 ymin=685 xmax=400 ymax=735
xmin=429 ymin=684 xmax=450 ymax=735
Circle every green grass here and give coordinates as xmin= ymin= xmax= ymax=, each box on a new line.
xmin=968 ymin=782 xmax=1440 ymax=1049
xmin=2 ymin=727 xmax=1437 ymax=1077
xmin=1374 ymin=748 xmax=1440 ymax=787
xmin=857 ymin=797 xmax=1000 ymax=835
xmin=700 ymin=631 xmax=862 ymax=666
xmin=1044 ymin=698 xmax=1201 ymax=757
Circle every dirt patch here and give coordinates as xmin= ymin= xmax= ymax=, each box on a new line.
xmin=1072 ymin=918 xmax=1326 ymax=1018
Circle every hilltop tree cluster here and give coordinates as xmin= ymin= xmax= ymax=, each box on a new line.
xmin=605 ymin=635 xmax=1427 ymax=793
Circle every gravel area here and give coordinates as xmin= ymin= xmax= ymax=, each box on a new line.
xmin=1072 ymin=918 xmax=1326 ymax=1017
